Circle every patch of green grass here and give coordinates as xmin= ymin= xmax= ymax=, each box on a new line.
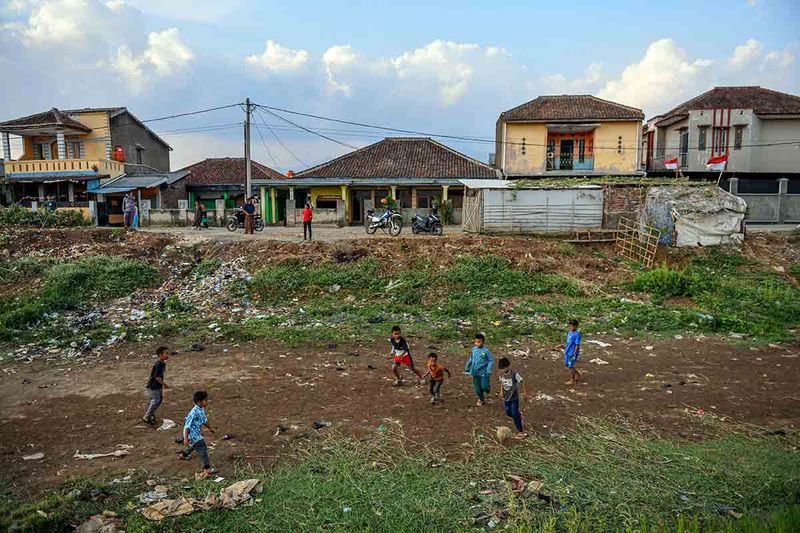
xmin=557 ymin=242 xmax=577 ymax=256
xmin=0 ymin=256 xmax=57 ymax=283
xmin=0 ymin=256 xmax=160 ymax=343
xmin=444 ymin=255 xmax=581 ymax=298
xmin=631 ymin=251 xmax=800 ymax=339
xmin=789 ymin=264 xmax=800 ymax=282
xmin=6 ymin=418 xmax=790 ymax=532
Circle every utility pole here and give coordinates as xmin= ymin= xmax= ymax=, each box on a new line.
xmin=244 ymin=97 xmax=252 ymax=199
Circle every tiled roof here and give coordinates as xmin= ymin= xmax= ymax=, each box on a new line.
xmin=656 ymin=86 xmax=800 ymax=124
xmin=295 ymin=137 xmax=498 ymax=179
xmin=181 ymin=158 xmax=285 ymax=186
xmin=500 ymin=95 xmax=644 ymax=122
xmin=0 ymin=108 xmax=92 ymax=132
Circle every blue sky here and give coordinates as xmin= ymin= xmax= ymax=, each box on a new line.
xmin=1 ymin=0 xmax=798 ymax=170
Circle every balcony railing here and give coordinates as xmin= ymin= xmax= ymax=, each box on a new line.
xmin=4 ymin=158 xmax=124 ymax=178
xmin=546 ymin=155 xmax=594 ymax=171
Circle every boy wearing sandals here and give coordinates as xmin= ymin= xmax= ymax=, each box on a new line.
xmin=564 ymin=319 xmax=582 ymax=386
xmin=177 ymin=390 xmax=216 ymax=478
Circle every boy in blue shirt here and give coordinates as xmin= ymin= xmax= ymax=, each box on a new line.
xmin=465 ymin=333 xmax=494 ymax=406
xmin=177 ymin=390 xmax=216 ymax=478
xmin=564 ymin=319 xmax=582 ymax=386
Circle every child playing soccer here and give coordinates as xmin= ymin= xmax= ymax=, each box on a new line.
xmin=388 ymin=326 xmax=423 ymax=386
xmin=422 ymin=352 xmax=451 ymax=404
xmin=564 ymin=319 xmax=582 ymax=386
xmin=177 ymin=390 xmax=216 ymax=478
xmin=497 ymin=357 xmax=527 ymax=438
xmin=142 ymin=346 xmax=170 ymax=426
xmin=465 ymin=333 xmax=494 ymax=406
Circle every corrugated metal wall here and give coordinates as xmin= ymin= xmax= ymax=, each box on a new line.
xmin=480 ymin=188 xmax=603 ymax=233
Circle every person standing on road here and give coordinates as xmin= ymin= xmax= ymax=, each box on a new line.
xmin=243 ymin=197 xmax=256 ymax=234
xmin=122 ymin=193 xmax=136 ymax=231
xmin=302 ymin=201 xmax=313 ymax=241
xmin=193 ymin=202 xmax=207 ymax=229
xmin=142 ymin=346 xmax=170 ymax=426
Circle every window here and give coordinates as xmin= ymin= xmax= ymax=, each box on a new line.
xmin=136 ymin=146 xmax=145 ymax=165
xmin=68 ymin=141 xmax=83 ymax=159
xmin=397 ymin=188 xmax=411 ymax=209
xmin=698 ymin=127 xmax=707 ymax=151
xmin=578 ymin=139 xmax=585 ymax=163
xmin=315 ymin=198 xmax=338 ymax=209
xmin=417 ymin=190 xmax=435 ymax=209
xmin=33 ymin=142 xmax=48 ymax=160
xmin=734 ymin=126 xmax=744 ymax=150
xmin=679 ymin=129 xmax=689 ymax=169
xmin=713 ymin=127 xmax=728 ymax=153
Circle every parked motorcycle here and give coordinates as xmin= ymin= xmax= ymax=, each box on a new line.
xmin=411 ymin=207 xmax=443 ymax=235
xmin=226 ymin=208 xmax=265 ymax=232
xmin=365 ymin=206 xmax=403 ymax=236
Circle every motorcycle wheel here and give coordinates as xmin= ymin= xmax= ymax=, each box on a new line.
xmin=388 ymin=217 xmax=403 ymax=236
xmin=365 ymin=222 xmax=378 ymax=235
xmin=411 ymin=225 xmax=419 ymax=234
xmin=431 ymin=224 xmax=444 ymax=236
xmin=255 ymin=219 xmax=265 ymax=232
xmin=225 ymin=218 xmax=238 ymax=232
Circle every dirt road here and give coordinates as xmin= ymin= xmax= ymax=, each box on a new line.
xmin=1 ymin=334 xmax=798 ymax=497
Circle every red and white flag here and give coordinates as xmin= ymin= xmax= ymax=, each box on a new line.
xmin=706 ymin=154 xmax=728 ymax=171
xmin=663 ymin=157 xmax=679 ymax=170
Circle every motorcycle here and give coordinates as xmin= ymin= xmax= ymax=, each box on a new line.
xmin=226 ymin=208 xmax=265 ymax=232
xmin=411 ymin=207 xmax=444 ymax=235
xmin=365 ymin=206 xmax=403 ymax=236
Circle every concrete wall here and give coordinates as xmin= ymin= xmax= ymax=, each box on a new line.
xmin=110 ymin=111 xmax=170 ymax=173
xmin=502 ymin=123 xmax=548 ymax=175
xmin=753 ymin=119 xmax=800 ymax=173
xmin=285 ymin=205 xmax=341 ymax=226
xmin=592 ymin=121 xmax=640 ymax=173
xmin=602 ymin=185 xmax=646 ymax=229
xmin=728 ymin=177 xmax=798 ymax=223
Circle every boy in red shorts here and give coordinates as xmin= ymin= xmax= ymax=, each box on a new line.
xmin=388 ymin=325 xmax=423 ymax=386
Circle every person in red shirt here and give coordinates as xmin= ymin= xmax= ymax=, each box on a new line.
xmin=302 ymin=201 xmax=313 ymax=241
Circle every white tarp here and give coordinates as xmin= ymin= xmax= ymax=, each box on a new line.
xmin=644 ymin=186 xmax=746 ymax=247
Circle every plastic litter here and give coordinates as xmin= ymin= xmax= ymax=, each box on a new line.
xmin=589 ymin=358 xmax=609 ymax=365
xmin=586 ymin=340 xmax=612 ymax=348
xmin=157 ymin=419 xmax=176 ymax=431
xmin=23 ymin=452 xmax=44 ymax=461
xmin=74 ymin=445 xmax=133 ymax=460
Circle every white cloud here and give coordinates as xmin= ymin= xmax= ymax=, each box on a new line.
xmin=746 ymin=0 xmax=760 ymax=6
xmin=245 ymin=40 xmax=309 ymax=74
xmin=113 ymin=28 xmax=193 ymax=93
xmin=6 ymin=0 xmax=30 ymax=11
xmin=729 ymin=38 xmax=762 ymax=68
xmin=323 ymin=45 xmax=359 ymax=95
xmin=143 ymin=28 xmax=193 ymax=75
xmin=597 ymin=38 xmax=712 ymax=114
xmin=105 ymin=0 xmax=125 ymax=10
xmin=542 ymin=62 xmax=604 ymax=93
xmin=391 ymin=40 xmax=483 ymax=106
xmin=764 ymin=46 xmax=795 ymax=68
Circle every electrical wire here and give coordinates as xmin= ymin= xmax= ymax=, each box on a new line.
xmin=141 ymin=103 xmax=243 ymax=123
xmin=251 ymin=118 xmax=282 ymax=171
xmin=258 ymin=107 xmax=359 ymax=150
xmin=253 ymin=107 xmax=308 ymax=167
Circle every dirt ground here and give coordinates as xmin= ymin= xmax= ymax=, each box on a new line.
xmin=1 ymin=334 xmax=798 ymax=498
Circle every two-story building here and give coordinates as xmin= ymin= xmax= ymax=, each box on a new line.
xmin=0 ymin=107 xmax=171 ymax=214
xmin=642 ymin=86 xmax=800 ymax=175
xmin=495 ymin=95 xmax=645 ymax=178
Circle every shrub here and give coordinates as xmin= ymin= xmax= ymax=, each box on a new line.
xmin=191 ymin=258 xmax=222 ymax=278
xmin=251 ymin=258 xmax=382 ymax=298
xmin=445 ymin=255 xmax=581 ymax=297
xmin=0 ymin=257 xmax=56 ymax=283
xmin=0 ymin=205 xmax=91 ymax=227
xmin=558 ymin=242 xmax=577 ymax=256
xmin=632 ymin=266 xmax=689 ymax=298
xmin=790 ymin=264 xmax=800 ymax=282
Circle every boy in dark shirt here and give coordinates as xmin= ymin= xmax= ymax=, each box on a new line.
xmin=388 ymin=325 xmax=423 ymax=386
xmin=498 ymin=357 xmax=527 ymax=438
xmin=142 ymin=346 xmax=170 ymax=426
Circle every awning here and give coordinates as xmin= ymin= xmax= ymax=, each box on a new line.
xmin=252 ymin=177 xmax=470 ymax=187
xmin=88 ymin=172 xmax=179 ymax=193
xmin=6 ymin=173 xmax=98 ymax=183
xmin=546 ymin=123 xmax=600 ymax=133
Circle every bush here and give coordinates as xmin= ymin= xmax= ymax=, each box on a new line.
xmin=445 ymin=255 xmax=581 ymax=297
xmin=632 ymin=266 xmax=690 ymax=298
xmin=0 ymin=205 xmax=91 ymax=228
xmin=790 ymin=264 xmax=800 ymax=281
xmin=191 ymin=258 xmax=223 ymax=278
xmin=251 ymin=258 xmax=382 ymax=298
xmin=0 ymin=257 xmax=56 ymax=283
xmin=558 ymin=242 xmax=577 ymax=256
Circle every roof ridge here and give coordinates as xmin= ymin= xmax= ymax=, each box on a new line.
xmin=424 ymin=138 xmax=496 ymax=172
xmin=295 ymin=139 xmax=382 ymax=176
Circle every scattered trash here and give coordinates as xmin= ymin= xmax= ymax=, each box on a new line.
xmin=507 ymin=475 xmax=525 ymax=493
xmin=74 ymin=445 xmax=133 ymax=460
xmin=157 ymin=419 xmax=176 ymax=431
xmin=222 ymin=433 xmax=235 ymax=440
xmin=213 ymin=476 xmax=225 ymax=483
xmin=644 ymin=345 xmax=654 ymax=351
xmin=313 ymin=421 xmax=332 ymax=430
xmin=496 ymin=426 xmax=513 ymax=443
xmin=76 ymin=514 xmax=124 ymax=533
xmin=142 ymin=497 xmax=195 ymax=521
xmin=188 ymin=343 xmax=204 ymax=352
xmin=342 ymin=506 xmax=352 ymax=513
xmin=534 ymin=392 xmax=554 ymax=401
xmin=589 ymin=358 xmax=609 ymax=365
xmin=138 ymin=488 xmax=169 ymax=505
xmin=714 ymin=503 xmax=742 ymax=519
xmin=479 ymin=489 xmax=495 ymax=495
xmin=22 ymin=452 xmax=44 ymax=461
xmin=766 ymin=428 xmax=787 ymax=436
xmin=586 ymin=340 xmax=612 ymax=348
xmin=645 ymin=373 xmax=655 ymax=378
xmin=376 ymin=424 xmax=388 ymax=433
xmin=695 ymin=408 xmax=705 ymax=416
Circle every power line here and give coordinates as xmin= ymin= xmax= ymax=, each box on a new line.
xmin=141 ymin=103 xmax=243 ymax=123
xmin=258 ymin=107 xmax=359 ymax=150
xmin=155 ymin=122 xmax=243 ymax=135
xmin=250 ymin=115 xmax=282 ymax=171
xmin=253 ymin=107 xmax=308 ymax=167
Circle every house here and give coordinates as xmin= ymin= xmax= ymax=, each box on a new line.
xmin=253 ymin=137 xmax=499 ymax=225
xmin=495 ymin=95 xmax=645 ymax=177
xmin=0 ymin=107 xmax=171 ymax=212
xmin=178 ymin=157 xmax=285 ymax=212
xmin=642 ymin=86 xmax=800 ymax=175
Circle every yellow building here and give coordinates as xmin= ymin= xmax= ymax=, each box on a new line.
xmin=0 ymin=107 xmax=171 ymax=220
xmin=495 ymin=95 xmax=644 ymax=177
